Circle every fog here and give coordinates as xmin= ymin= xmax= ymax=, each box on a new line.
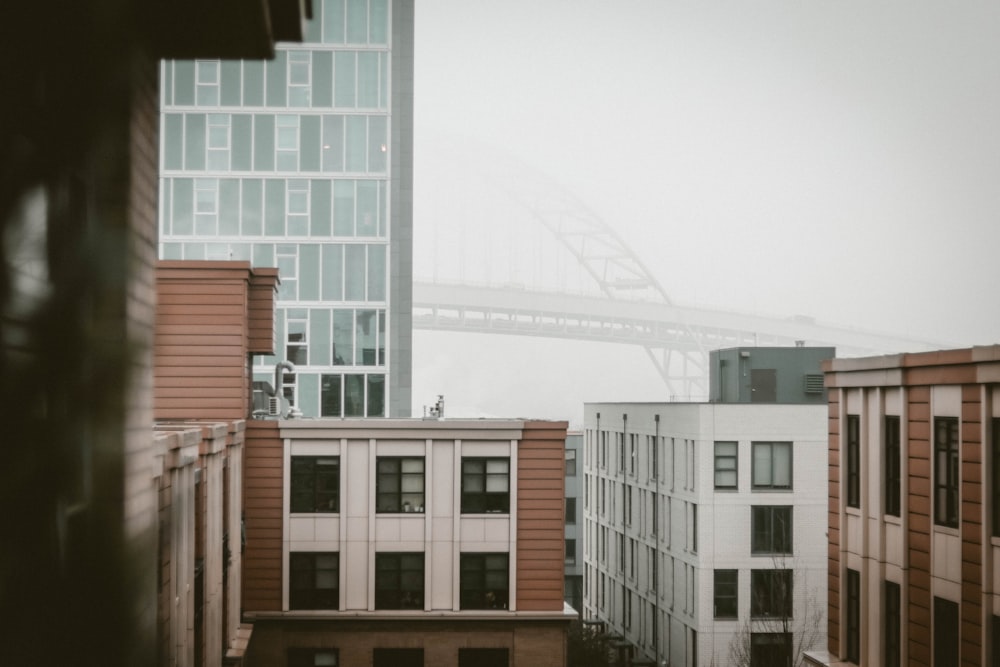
xmin=409 ymin=1 xmax=1000 ymax=425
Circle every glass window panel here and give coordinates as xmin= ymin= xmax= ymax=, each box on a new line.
xmin=369 ymin=0 xmax=388 ymax=44
xmin=346 ymin=0 xmax=367 ymax=43
xmin=753 ymin=445 xmax=771 ymax=486
xmin=485 ymin=477 xmax=508 ymax=492
xmin=241 ymin=179 xmax=263 ymax=236
xmin=231 ymin=114 xmax=253 ymax=171
xmin=229 ymin=243 xmax=251 ymax=261
xmin=253 ymin=114 xmax=275 ymax=171
xmin=266 ymin=50 xmax=288 ymax=107
xmin=368 ymin=115 xmax=387 ymax=172
xmin=265 ymin=179 xmax=285 ymax=236
xmin=161 ymin=242 xmax=182 ymax=260
xmin=288 ymin=180 xmax=309 ymax=213
xmin=299 ymin=245 xmax=320 ymax=301
xmin=312 ymin=50 xmax=334 ymax=108
xmin=356 ymin=180 xmax=377 ymax=236
xmin=297 ymin=372 xmax=319 ymax=417
xmin=464 ymin=476 xmax=484 ymax=493
xmin=379 ymin=53 xmax=388 ymax=111
xmin=401 ymin=477 xmax=422 ymax=493
xmin=207 ymin=117 xmax=228 ymax=149
xmin=184 ymin=114 xmax=206 ymax=171
xmin=345 ymin=115 xmax=366 ymax=171
xmin=357 ymin=52 xmax=379 ymax=108
xmin=356 ymin=309 xmax=377 ymax=365
xmin=196 ymin=61 xmax=219 ymax=105
xmin=334 ymin=180 xmax=355 ymax=236
xmin=252 ymin=243 xmax=275 ymax=268
xmin=163 ymin=114 xmax=184 ymax=170
xmin=243 ymin=60 xmax=264 ymax=106
xmin=303 ymin=5 xmax=322 ymax=43
xmin=344 ymin=374 xmax=364 ymax=416
xmin=332 ymin=309 xmax=353 ymax=366
xmin=160 ymin=185 xmax=172 ymax=234
xmin=311 ymin=179 xmax=332 ymax=237
xmin=172 ymin=178 xmax=194 ymax=235
xmin=772 ymin=444 xmax=791 ymax=487
xmin=320 ymin=374 xmax=342 ymax=417
xmin=289 ymin=51 xmax=311 ymax=84
xmin=367 ymin=374 xmax=384 ymax=417
xmin=323 ymin=0 xmax=345 ymax=44
xmin=344 ymin=245 xmax=365 ymax=300
xmin=487 ymin=460 xmax=509 ymax=474
xmin=300 ymin=115 xmax=321 ymax=172
xmin=162 ymin=61 xmax=174 ymax=106
xmin=310 ymin=309 xmax=331 ymax=366
xmin=173 ymin=61 xmax=195 ymax=105
xmin=321 ymin=244 xmax=343 ymax=300
xmin=402 ymin=459 xmax=424 ymax=474
xmin=367 ymin=244 xmax=386 ymax=301
xmin=377 ymin=310 xmax=385 ymax=365
xmin=322 ymin=115 xmax=344 ymax=172
xmin=220 ymin=60 xmax=242 ymax=105
xmin=219 ymin=179 xmax=240 ymax=235
xmin=184 ymin=243 xmax=206 ymax=260
xmin=334 ymin=52 xmax=356 ymax=108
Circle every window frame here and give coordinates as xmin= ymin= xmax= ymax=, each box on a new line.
xmin=714 ymin=569 xmax=738 ymax=619
xmin=375 ymin=457 xmax=425 ymax=513
xmin=290 ymin=456 xmax=340 ymax=513
xmin=750 ymin=569 xmax=792 ymax=619
xmin=934 ymin=417 xmax=959 ymax=528
xmin=374 ymin=552 xmax=424 ymax=610
xmin=751 ymin=506 xmax=792 ymax=555
xmin=460 ymin=457 xmax=510 ymax=514
xmin=459 ymin=553 xmax=509 ymax=610
xmin=289 ymin=552 xmax=339 ymax=610
xmin=846 ymin=414 xmax=860 ymax=508
xmin=846 ymin=568 xmax=860 ymax=663
xmin=884 ymin=416 xmax=901 ymax=517
xmin=751 ymin=441 xmax=792 ymax=490
xmin=714 ymin=441 xmax=738 ymax=490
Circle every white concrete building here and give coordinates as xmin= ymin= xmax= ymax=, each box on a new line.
xmin=583 ymin=347 xmax=831 ymax=667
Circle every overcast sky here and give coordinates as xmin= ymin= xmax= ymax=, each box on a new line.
xmin=409 ymin=1 xmax=1000 ymax=421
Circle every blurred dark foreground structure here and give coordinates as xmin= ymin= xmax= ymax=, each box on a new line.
xmin=0 ymin=1 xmax=306 ymax=664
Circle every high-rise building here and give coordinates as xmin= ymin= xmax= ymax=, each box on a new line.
xmin=584 ymin=347 xmax=833 ymax=667
xmin=159 ymin=0 xmax=414 ymax=418
xmin=814 ymin=345 xmax=1000 ymax=667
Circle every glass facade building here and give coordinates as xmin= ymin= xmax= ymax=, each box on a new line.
xmin=159 ymin=0 xmax=413 ymax=417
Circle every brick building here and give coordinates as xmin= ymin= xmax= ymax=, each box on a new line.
xmin=816 ymin=345 xmax=1000 ymax=667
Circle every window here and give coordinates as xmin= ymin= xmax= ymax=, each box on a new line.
xmin=458 ymin=649 xmax=508 ymax=667
xmin=195 ymin=60 xmax=220 ymax=105
xmin=460 ymin=553 xmax=509 ymax=609
xmin=289 ymin=553 xmax=339 ymax=609
xmin=751 ymin=569 xmax=792 ymax=618
xmin=752 ymin=441 xmax=792 ymax=490
xmin=992 ymin=614 xmax=1000 ymax=667
xmin=566 ymin=497 xmax=577 ymax=524
xmin=289 ymin=649 xmax=338 ymax=667
xmin=846 ymin=568 xmax=859 ymax=663
xmin=751 ymin=633 xmax=791 ymax=667
xmin=846 ymin=415 xmax=860 ymax=508
xmin=933 ymin=597 xmax=958 ymax=667
xmin=714 ymin=441 xmax=738 ymax=489
xmin=885 ymin=580 xmax=900 ymax=667
xmin=565 ymin=539 xmax=576 ymax=565
xmin=376 ymin=458 xmax=424 ymax=513
xmin=461 ymin=458 xmax=510 ymax=513
xmin=885 ymin=416 xmax=901 ymax=517
xmin=276 ymin=114 xmax=299 ymax=171
xmin=373 ymin=649 xmax=422 ymax=667
xmin=714 ymin=570 xmax=738 ymax=619
xmin=206 ymin=114 xmax=230 ymax=170
xmin=751 ymin=506 xmax=792 ymax=555
xmin=285 ymin=309 xmax=308 ymax=365
xmin=375 ymin=553 xmax=424 ymax=609
xmin=290 ymin=457 xmax=339 ymax=513
xmin=565 ymin=448 xmax=577 ymax=476
xmin=993 ymin=419 xmax=1000 ymax=537
xmin=934 ymin=417 xmax=959 ymax=528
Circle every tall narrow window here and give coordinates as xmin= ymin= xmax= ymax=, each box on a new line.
xmin=884 ymin=416 xmax=901 ymax=517
xmin=566 ymin=497 xmax=577 ymax=524
xmin=846 ymin=568 xmax=860 ymax=663
xmin=461 ymin=458 xmax=510 ymax=513
xmin=714 ymin=441 xmax=738 ymax=489
xmin=714 ymin=569 xmax=738 ymax=619
xmin=933 ymin=597 xmax=958 ymax=667
xmin=752 ymin=442 xmax=792 ymax=490
xmin=885 ymin=580 xmax=900 ymax=667
xmin=565 ymin=449 xmax=577 ymax=476
xmin=846 ymin=415 xmax=860 ymax=508
xmin=934 ymin=417 xmax=959 ymax=528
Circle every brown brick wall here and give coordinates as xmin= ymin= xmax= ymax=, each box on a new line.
xmin=827 ymin=391 xmax=841 ymax=654
xmin=243 ymin=420 xmax=284 ymax=611
xmin=246 ymin=619 xmax=567 ymax=667
xmin=907 ymin=386 xmax=932 ymax=667
xmin=960 ymin=386 xmax=983 ymax=667
xmin=516 ymin=421 xmax=569 ymax=612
